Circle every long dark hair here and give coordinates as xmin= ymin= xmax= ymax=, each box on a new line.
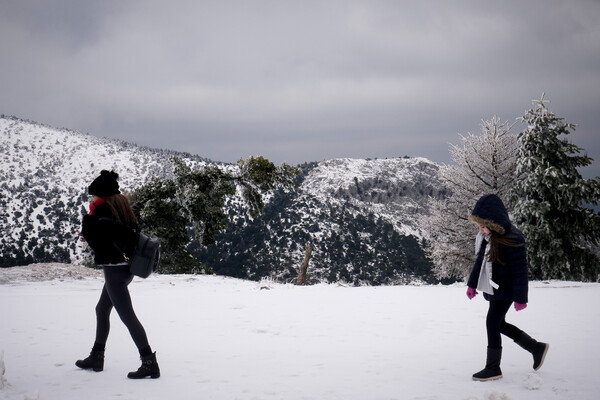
xmin=104 ymin=194 xmax=137 ymax=226
xmin=487 ymin=230 xmax=522 ymax=265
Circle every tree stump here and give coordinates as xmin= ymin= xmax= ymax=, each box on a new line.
xmin=296 ymin=243 xmax=313 ymax=285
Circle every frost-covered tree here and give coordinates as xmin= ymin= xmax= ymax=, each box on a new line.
xmin=424 ymin=116 xmax=518 ymax=279
xmin=511 ymin=94 xmax=600 ymax=281
xmin=132 ymin=156 xmax=300 ymax=273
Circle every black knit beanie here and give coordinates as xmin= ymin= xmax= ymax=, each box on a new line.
xmin=88 ymin=170 xmax=121 ymax=197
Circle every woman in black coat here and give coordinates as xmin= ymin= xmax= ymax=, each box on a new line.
xmin=466 ymin=194 xmax=549 ymax=381
xmin=76 ymin=170 xmax=160 ymax=379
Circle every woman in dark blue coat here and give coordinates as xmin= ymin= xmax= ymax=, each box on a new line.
xmin=466 ymin=194 xmax=549 ymax=381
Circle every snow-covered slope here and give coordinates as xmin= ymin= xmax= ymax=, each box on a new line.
xmin=303 ymin=157 xmax=445 ymax=236
xmin=1 ymin=265 xmax=599 ymax=400
xmin=1 ymin=116 xmax=446 ymax=284
xmin=0 ymin=116 xmax=207 ymax=266
xmin=202 ymin=157 xmax=446 ymax=284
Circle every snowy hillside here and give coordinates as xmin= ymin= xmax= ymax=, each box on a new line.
xmin=1 ymin=264 xmax=599 ymax=400
xmin=303 ymin=157 xmax=445 ymax=237
xmin=201 ymin=157 xmax=446 ymax=284
xmin=0 ymin=116 xmax=207 ymax=266
xmin=1 ymin=116 xmax=446 ymax=284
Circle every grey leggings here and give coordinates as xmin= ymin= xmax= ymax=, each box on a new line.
xmin=95 ymin=266 xmax=150 ymax=352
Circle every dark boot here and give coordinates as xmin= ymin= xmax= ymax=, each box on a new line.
xmin=472 ymin=347 xmax=503 ymax=381
xmin=75 ymin=350 xmax=104 ymax=372
xmin=515 ymin=332 xmax=549 ymax=371
xmin=127 ymin=352 xmax=160 ymax=379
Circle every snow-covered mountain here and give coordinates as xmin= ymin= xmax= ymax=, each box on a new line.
xmin=1 ymin=116 xmax=447 ymax=284
xmin=201 ymin=157 xmax=447 ymax=284
xmin=0 ymin=116 xmax=207 ymax=266
xmin=304 ymin=157 xmax=446 ymax=237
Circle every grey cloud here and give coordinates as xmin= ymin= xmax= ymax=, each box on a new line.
xmin=1 ymin=0 xmax=598 ymax=178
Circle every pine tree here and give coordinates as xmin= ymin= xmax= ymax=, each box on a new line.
xmin=131 ymin=175 xmax=200 ymax=273
xmin=424 ymin=116 xmax=518 ymax=278
xmin=131 ymin=156 xmax=300 ymax=274
xmin=511 ymin=94 xmax=600 ymax=281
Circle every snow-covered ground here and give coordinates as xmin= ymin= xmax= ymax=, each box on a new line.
xmin=1 ymin=264 xmax=599 ymax=400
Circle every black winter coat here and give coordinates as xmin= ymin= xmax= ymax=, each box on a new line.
xmin=467 ymin=194 xmax=529 ymax=304
xmin=82 ymin=202 xmax=138 ymax=266
xmin=467 ymin=225 xmax=529 ymax=304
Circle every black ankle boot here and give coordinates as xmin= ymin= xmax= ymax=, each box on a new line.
xmin=515 ymin=332 xmax=549 ymax=371
xmin=127 ymin=352 xmax=160 ymax=379
xmin=75 ymin=350 xmax=104 ymax=372
xmin=472 ymin=347 xmax=503 ymax=381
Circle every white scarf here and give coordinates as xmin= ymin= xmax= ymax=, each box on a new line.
xmin=475 ymin=232 xmax=499 ymax=295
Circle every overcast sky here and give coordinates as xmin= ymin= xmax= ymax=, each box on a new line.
xmin=1 ymin=0 xmax=599 ymax=177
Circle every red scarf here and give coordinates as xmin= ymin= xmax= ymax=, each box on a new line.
xmin=88 ymin=198 xmax=106 ymax=215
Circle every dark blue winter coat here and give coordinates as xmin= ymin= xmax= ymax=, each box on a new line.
xmin=467 ymin=194 xmax=529 ymax=304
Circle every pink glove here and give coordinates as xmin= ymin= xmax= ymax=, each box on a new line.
xmin=466 ymin=287 xmax=478 ymax=300
xmin=514 ymin=302 xmax=527 ymax=311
